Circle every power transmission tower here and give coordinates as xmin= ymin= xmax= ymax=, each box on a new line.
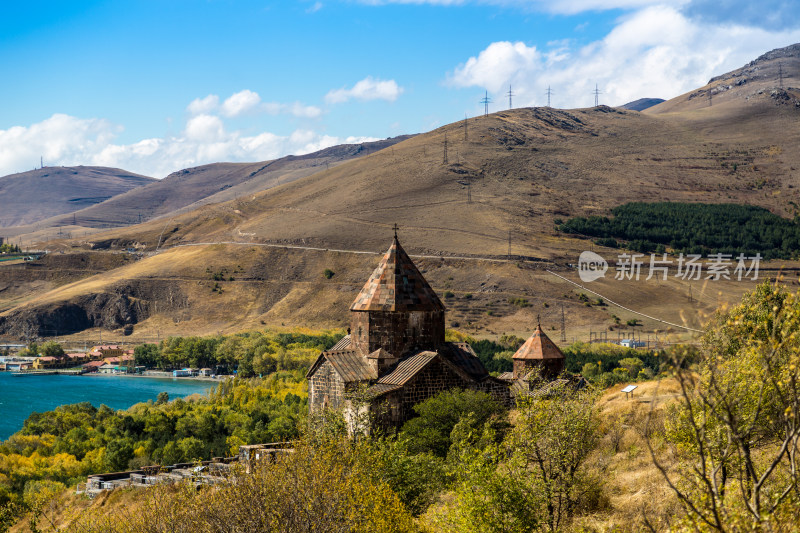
xmin=593 ymin=84 xmax=601 ymax=107
xmin=560 ymin=304 xmax=566 ymax=343
xmin=463 ymin=113 xmax=468 ymax=140
xmin=507 ymin=85 xmax=514 ymax=109
xmin=779 ymin=62 xmax=784 ymax=88
xmin=480 ymin=90 xmax=492 ymax=116
xmin=442 ymin=132 xmax=448 ymax=164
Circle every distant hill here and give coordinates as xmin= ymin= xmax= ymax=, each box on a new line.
xmin=620 ymin=98 xmax=665 ymax=111
xmin=2 ymin=45 xmax=800 ymax=343
xmin=0 ymin=166 xmax=155 ymax=227
xmin=29 ymin=136 xmax=413 ymax=230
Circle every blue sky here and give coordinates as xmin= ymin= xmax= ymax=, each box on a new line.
xmin=0 ymin=0 xmax=798 ymax=178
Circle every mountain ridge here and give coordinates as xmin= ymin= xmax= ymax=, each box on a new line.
xmin=0 ymin=166 xmax=155 ymax=227
xmin=2 ymin=45 xmax=799 ymax=342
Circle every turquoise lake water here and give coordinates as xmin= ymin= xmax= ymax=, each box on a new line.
xmin=0 ymin=373 xmax=214 ymax=440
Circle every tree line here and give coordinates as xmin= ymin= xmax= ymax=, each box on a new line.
xmin=133 ymin=330 xmax=343 ymax=376
xmin=557 ymin=201 xmax=800 ymax=259
xmin=0 ymin=243 xmax=21 ymax=254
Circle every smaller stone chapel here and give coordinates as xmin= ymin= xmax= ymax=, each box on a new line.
xmin=306 ymin=233 xmax=566 ymax=427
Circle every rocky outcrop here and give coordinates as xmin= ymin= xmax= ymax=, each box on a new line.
xmin=0 ymin=280 xmax=187 ymax=337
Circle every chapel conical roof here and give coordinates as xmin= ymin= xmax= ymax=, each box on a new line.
xmin=350 ymin=235 xmax=444 ymax=312
xmin=513 ymin=325 xmax=565 ymax=360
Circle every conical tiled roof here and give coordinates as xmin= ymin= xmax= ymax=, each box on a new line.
xmin=350 ymin=236 xmax=444 ymax=312
xmin=513 ymin=325 xmax=565 ymax=360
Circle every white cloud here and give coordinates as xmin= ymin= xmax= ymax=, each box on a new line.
xmin=184 ymin=114 xmax=226 ymax=142
xmin=357 ymin=0 xmax=799 ymax=27
xmin=189 ymin=90 xmax=321 ymax=119
xmin=263 ymin=101 xmax=323 ymax=118
xmin=449 ymin=41 xmax=541 ymax=93
xmin=448 ymin=6 xmax=800 ymax=109
xmin=325 ymin=76 xmax=404 ymax=104
xmin=306 ymin=1 xmax=324 ymax=13
xmin=355 ymin=0 xmax=688 ymax=15
xmin=0 ymin=114 xmax=118 ymax=175
xmin=187 ymin=94 xmax=219 ymax=115
xmin=0 ymin=113 xmax=378 ymax=179
xmin=221 ymin=89 xmax=262 ymax=117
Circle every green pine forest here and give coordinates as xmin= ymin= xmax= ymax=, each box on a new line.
xmin=557 ymin=201 xmax=800 ymax=259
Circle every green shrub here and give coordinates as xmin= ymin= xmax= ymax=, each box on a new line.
xmin=399 ymin=389 xmax=507 ymax=458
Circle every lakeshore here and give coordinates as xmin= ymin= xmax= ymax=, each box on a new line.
xmin=0 ymin=372 xmax=214 ymax=440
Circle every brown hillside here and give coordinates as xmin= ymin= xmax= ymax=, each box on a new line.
xmin=78 ymin=95 xmax=800 ymax=259
xmin=646 ymin=43 xmax=800 ymax=114
xmin=7 ymin=136 xmax=413 ymax=236
xmin=3 ymin=46 xmax=800 ymax=342
xmin=0 ymin=166 xmax=155 ymax=227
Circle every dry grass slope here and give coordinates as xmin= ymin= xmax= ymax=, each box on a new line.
xmin=2 ymin=45 xmax=800 ymax=341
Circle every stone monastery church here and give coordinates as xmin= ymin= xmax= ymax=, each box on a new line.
xmin=306 ymin=233 xmax=566 ymax=426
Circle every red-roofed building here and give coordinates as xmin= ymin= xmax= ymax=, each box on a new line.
xmin=90 ymin=345 xmax=124 ymax=359
xmin=511 ymin=324 xmax=566 ymax=380
xmin=33 ymin=356 xmax=64 ymax=369
xmin=66 ymin=353 xmax=88 ymax=364
xmin=83 ymin=360 xmax=105 ymax=373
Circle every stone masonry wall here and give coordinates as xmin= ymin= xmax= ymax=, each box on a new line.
xmin=351 ymin=309 xmax=445 ymax=360
xmin=513 ymin=358 xmax=565 ymax=380
xmin=308 ymin=359 xmax=345 ymax=413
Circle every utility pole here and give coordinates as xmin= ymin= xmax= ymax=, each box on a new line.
xmin=779 ymin=62 xmax=784 ymax=88
xmin=507 ymin=229 xmax=512 ymax=258
xmin=545 ymin=86 xmax=553 ymax=107
xmin=481 ymin=90 xmax=492 ymax=116
xmin=507 ymin=85 xmax=514 ymax=109
xmin=40 ymin=156 xmax=43 ymax=169
xmin=463 ymin=113 xmax=468 ymax=140
xmin=560 ymin=304 xmax=567 ymax=343
xmin=467 ymin=179 xmax=472 ymax=204
xmin=593 ymin=84 xmax=601 ymax=107
xmin=443 ymin=132 xmax=448 ymax=164
xmin=708 ymin=89 xmax=712 ymax=107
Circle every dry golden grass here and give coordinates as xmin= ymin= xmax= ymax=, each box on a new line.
xmin=2 ymin=238 xmax=780 ymax=343
xmin=3 ymin=54 xmax=800 ymax=341
xmin=572 ymin=379 xmax=684 ymax=532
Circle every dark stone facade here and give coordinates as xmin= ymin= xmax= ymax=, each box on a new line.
xmin=308 ymin=359 xmax=346 ymax=412
xmin=350 ymin=309 xmax=445 ymax=357
xmin=513 ymin=357 xmax=564 ymax=380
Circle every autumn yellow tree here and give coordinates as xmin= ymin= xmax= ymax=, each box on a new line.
xmin=651 ymin=282 xmax=800 ymax=530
